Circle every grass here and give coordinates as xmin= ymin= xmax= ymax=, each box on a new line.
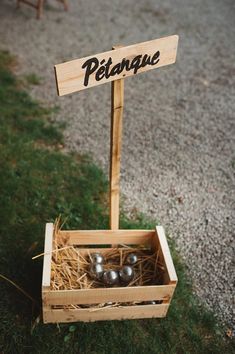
xmin=24 ymin=73 xmax=41 ymax=86
xmin=0 ymin=50 xmax=234 ymax=354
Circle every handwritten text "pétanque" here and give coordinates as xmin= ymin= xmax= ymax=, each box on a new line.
xmin=81 ymin=51 xmax=160 ymax=87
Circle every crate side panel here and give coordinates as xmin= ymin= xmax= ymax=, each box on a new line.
xmin=58 ymin=229 xmax=155 ymax=245
xmin=43 ymin=303 xmax=169 ymax=323
xmin=44 ymin=284 xmax=175 ymax=305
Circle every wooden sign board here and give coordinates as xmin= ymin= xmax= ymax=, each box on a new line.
xmin=55 ymin=35 xmax=179 ymax=96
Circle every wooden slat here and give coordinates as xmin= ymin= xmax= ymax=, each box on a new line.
xmin=43 ymin=303 xmax=169 ymax=323
xmin=54 ymin=35 xmax=179 ymax=95
xmin=155 ymin=226 xmax=177 ymax=284
xmin=73 ymin=247 xmax=151 ymax=256
xmin=110 ymin=57 xmax=124 ymax=230
xmin=76 ymin=247 xmax=114 ymax=255
xmin=44 ymin=284 xmax=175 ymax=305
xmin=57 ymin=229 xmax=155 ymax=245
xmin=42 ymin=223 xmax=54 ymax=287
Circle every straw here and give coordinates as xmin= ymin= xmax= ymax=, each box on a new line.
xmin=49 ymin=218 xmax=165 ymax=309
xmin=0 ymin=273 xmax=38 ymax=305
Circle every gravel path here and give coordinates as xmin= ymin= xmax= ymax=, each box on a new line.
xmin=0 ymin=0 xmax=234 ymax=331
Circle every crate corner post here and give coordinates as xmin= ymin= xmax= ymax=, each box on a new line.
xmin=42 ymin=222 xmax=54 ymax=323
xmin=155 ymin=225 xmax=178 ymax=299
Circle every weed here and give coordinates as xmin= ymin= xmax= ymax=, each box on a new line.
xmin=24 ymin=73 xmax=41 ymax=85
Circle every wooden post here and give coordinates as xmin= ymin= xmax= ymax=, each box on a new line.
xmin=110 ymin=46 xmax=124 ymax=230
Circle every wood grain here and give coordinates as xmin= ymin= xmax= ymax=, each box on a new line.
xmin=44 ymin=284 xmax=175 ymax=305
xmin=57 ymin=229 xmax=155 ymax=245
xmin=110 ymin=49 xmax=124 ymax=230
xmin=155 ymin=226 xmax=178 ymax=284
xmin=43 ymin=303 xmax=169 ymax=323
xmin=55 ymin=35 xmax=179 ymax=95
xmin=42 ymin=223 xmax=54 ymax=287
xmin=42 ymin=223 xmax=54 ymax=323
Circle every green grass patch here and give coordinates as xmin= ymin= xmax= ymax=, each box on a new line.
xmin=24 ymin=73 xmax=41 ymax=86
xmin=0 ymin=51 xmax=234 ymax=354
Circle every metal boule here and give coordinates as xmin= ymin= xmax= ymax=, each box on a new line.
xmin=126 ymin=253 xmax=138 ymax=265
xmin=91 ymin=252 xmax=104 ymax=264
xmin=89 ymin=263 xmax=104 ymax=279
xmin=103 ymin=270 xmax=119 ymax=285
xmin=142 ymin=300 xmax=162 ymax=305
xmin=119 ymin=265 xmax=134 ymax=283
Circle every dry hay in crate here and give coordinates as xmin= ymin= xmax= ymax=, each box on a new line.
xmin=49 ymin=224 xmax=165 ymax=310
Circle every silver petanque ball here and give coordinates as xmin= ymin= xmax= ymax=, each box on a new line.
xmin=126 ymin=253 xmax=138 ymax=265
xmin=103 ymin=270 xmax=119 ymax=285
xmin=91 ymin=252 xmax=104 ymax=264
xmin=140 ymin=301 xmax=156 ymax=305
xmin=89 ymin=263 xmax=104 ymax=280
xmin=119 ymin=265 xmax=134 ymax=283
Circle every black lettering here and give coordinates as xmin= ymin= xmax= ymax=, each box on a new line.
xmin=120 ymin=58 xmax=131 ymax=72
xmin=141 ymin=54 xmax=151 ymax=67
xmin=104 ymin=57 xmax=113 ymax=78
xmin=82 ymin=50 xmax=161 ymax=85
xmin=82 ymin=57 xmax=99 ymax=86
xmin=130 ymin=55 xmax=142 ymax=74
xmin=95 ymin=66 xmax=106 ymax=81
xmin=151 ymin=51 xmax=160 ymax=65
xmin=110 ymin=63 xmax=122 ymax=76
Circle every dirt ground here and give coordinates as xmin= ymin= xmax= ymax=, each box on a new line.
xmin=0 ymin=0 xmax=234 ymax=331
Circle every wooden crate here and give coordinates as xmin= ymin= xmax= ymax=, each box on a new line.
xmin=42 ymin=224 xmax=177 ymax=323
